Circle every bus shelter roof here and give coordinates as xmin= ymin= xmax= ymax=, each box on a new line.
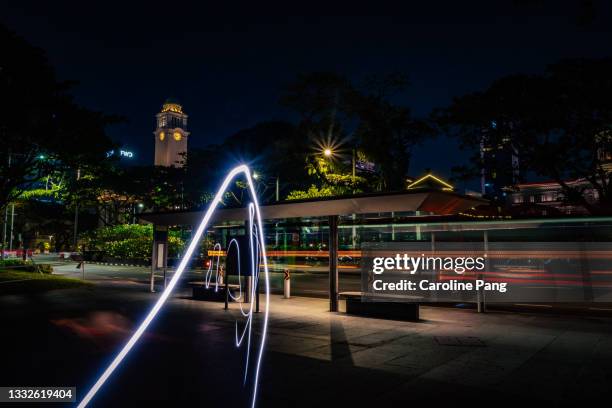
xmin=139 ymin=189 xmax=487 ymax=227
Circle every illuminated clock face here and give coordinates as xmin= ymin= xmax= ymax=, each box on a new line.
xmin=159 ymin=132 xmax=165 ymax=141
xmin=173 ymin=132 xmax=182 ymax=141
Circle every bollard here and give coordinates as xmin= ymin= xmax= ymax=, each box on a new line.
xmin=245 ymin=276 xmax=252 ymax=303
xmin=283 ymin=269 xmax=291 ymax=299
xmin=76 ymin=260 xmax=85 ymax=280
xmin=149 ymin=269 xmax=156 ymax=293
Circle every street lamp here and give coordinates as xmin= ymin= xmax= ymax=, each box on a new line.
xmin=323 ymin=148 xmax=333 ymax=157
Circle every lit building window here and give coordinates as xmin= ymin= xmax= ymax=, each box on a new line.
xmin=159 ymin=132 xmax=165 ymax=141
xmin=173 ymin=132 xmax=182 ymax=141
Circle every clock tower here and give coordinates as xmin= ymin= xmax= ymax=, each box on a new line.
xmin=154 ymin=98 xmax=190 ymax=167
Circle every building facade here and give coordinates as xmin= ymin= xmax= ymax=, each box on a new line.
xmin=154 ymin=99 xmax=189 ymax=167
xmin=480 ymin=122 xmax=520 ymax=202
xmin=507 ymin=145 xmax=612 ymax=215
xmin=507 ymin=179 xmax=599 ymax=215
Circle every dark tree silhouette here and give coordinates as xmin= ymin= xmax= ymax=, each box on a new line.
xmin=0 ymin=24 xmax=116 ymax=212
xmin=436 ymin=58 xmax=612 ymax=214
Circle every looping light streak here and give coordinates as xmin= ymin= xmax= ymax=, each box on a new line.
xmin=204 ymin=242 xmax=222 ymax=292
xmin=78 ymin=165 xmax=270 ymax=408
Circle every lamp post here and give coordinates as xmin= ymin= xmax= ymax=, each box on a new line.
xmin=73 ymin=168 xmax=81 ymax=251
xmin=2 ymin=151 xmax=11 ymax=259
xmin=2 ymin=206 xmax=7 ymax=259
xmin=322 ymin=144 xmax=359 ymax=246
xmin=276 ymin=176 xmax=279 ymax=202
xmin=8 ymin=204 xmax=14 ymax=251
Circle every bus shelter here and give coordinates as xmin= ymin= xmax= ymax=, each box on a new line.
xmin=140 ymin=188 xmax=486 ymax=311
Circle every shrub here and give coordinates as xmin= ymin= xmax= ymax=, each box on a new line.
xmin=36 ymin=264 xmax=53 ymax=274
xmin=0 ymin=260 xmax=52 ymax=274
xmin=82 ymin=224 xmax=186 ymax=260
xmin=287 ymin=185 xmax=334 ymax=200
xmin=0 ymin=259 xmax=26 ymax=268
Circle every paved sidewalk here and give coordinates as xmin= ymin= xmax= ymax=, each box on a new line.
xmin=1 ymin=282 xmax=611 ymax=406
xmin=261 ymin=296 xmax=612 ymax=406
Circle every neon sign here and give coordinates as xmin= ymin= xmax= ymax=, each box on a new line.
xmin=105 ymin=149 xmax=135 ymax=159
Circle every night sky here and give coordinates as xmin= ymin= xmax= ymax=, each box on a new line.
xmin=3 ymin=0 xmax=612 ymax=184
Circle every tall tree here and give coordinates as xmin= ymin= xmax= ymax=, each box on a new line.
xmin=437 ymin=58 xmax=612 ymax=214
xmin=352 ymin=76 xmax=432 ymax=190
xmin=0 ymin=24 xmax=115 ymax=213
xmin=282 ymin=72 xmax=432 ymax=193
xmin=220 ymin=121 xmax=309 ymax=201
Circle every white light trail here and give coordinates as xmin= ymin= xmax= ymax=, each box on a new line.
xmin=204 ymin=242 xmax=222 ymax=291
xmin=78 ymin=165 xmax=270 ymax=408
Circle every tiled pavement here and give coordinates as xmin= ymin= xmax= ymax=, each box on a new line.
xmin=259 ymin=296 xmax=612 ymax=406
xmin=1 ymin=284 xmax=611 ymax=406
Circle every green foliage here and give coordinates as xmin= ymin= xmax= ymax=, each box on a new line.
xmin=101 ymin=237 xmax=152 ymax=260
xmin=0 ymin=259 xmax=26 ymax=268
xmin=325 ymin=173 xmax=366 ymax=188
xmin=19 ymin=185 xmax=62 ymax=201
xmin=300 ymin=154 xmax=367 ymax=197
xmin=287 ymin=185 xmax=334 ymax=200
xmin=0 ymin=259 xmax=53 ymax=274
xmin=82 ymin=224 xmax=185 ymax=260
xmin=86 ymin=223 xmax=150 ymax=242
xmin=36 ymin=264 xmax=53 ymax=274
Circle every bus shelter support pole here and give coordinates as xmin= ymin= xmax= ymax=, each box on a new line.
xmin=478 ymin=230 xmax=489 ymax=313
xmin=329 ymin=215 xmax=339 ymax=312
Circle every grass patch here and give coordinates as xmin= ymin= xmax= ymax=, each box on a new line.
xmin=0 ymin=270 xmax=92 ymax=295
